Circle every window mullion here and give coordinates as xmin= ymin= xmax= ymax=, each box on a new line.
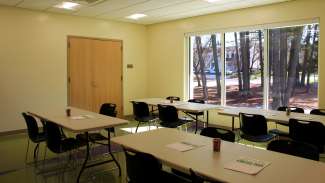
xmin=221 ymin=33 xmax=226 ymax=106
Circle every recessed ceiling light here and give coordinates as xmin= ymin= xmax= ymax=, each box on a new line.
xmin=126 ymin=13 xmax=147 ymax=20
xmin=204 ymin=0 xmax=222 ymax=3
xmin=54 ymin=1 xmax=81 ymax=10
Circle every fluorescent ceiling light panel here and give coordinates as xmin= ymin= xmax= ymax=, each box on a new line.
xmin=126 ymin=13 xmax=147 ymax=20
xmin=204 ymin=0 xmax=222 ymax=3
xmin=54 ymin=2 xmax=81 ymax=10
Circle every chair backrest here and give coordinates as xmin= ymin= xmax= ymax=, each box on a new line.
xmin=188 ymin=99 xmax=205 ymax=104
xmin=158 ymin=104 xmax=178 ymax=123
xmin=277 ymin=106 xmax=304 ymax=113
xmin=44 ymin=121 xmax=63 ymax=153
xmin=267 ymin=139 xmax=319 ymax=161
xmin=124 ymin=148 xmax=162 ymax=183
xmin=99 ymin=103 xmax=117 ymax=117
xmin=289 ymin=118 xmax=325 ymax=152
xmin=132 ymin=101 xmax=150 ymax=118
xmin=200 ymin=127 xmax=235 ymax=142
xmin=310 ymin=109 xmax=325 ymax=116
xmin=166 ymin=96 xmax=180 ymax=101
xmin=22 ymin=112 xmax=40 ymax=142
xmin=239 ymin=113 xmax=268 ymax=136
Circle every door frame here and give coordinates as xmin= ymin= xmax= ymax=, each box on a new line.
xmin=67 ymin=35 xmax=124 ymax=115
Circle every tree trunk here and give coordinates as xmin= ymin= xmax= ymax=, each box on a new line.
xmin=195 ymin=36 xmax=208 ymax=100
xmin=271 ymin=29 xmax=281 ymax=109
xmin=285 ymin=27 xmax=303 ymax=104
xmin=234 ymin=32 xmax=243 ymax=91
xmin=279 ymin=29 xmax=288 ymax=105
xmin=193 ymin=60 xmax=201 ymax=87
xmin=300 ymin=25 xmax=311 ymax=87
xmin=240 ymin=32 xmax=250 ymax=96
xmin=307 ymin=24 xmax=318 ymax=92
xmin=211 ymin=34 xmax=221 ymax=95
xmin=258 ymin=30 xmax=264 ymax=88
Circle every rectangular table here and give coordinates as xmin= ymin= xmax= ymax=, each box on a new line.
xmin=112 ymin=128 xmax=325 ymax=183
xmin=131 ymin=98 xmax=222 ymax=132
xmin=29 ymin=107 xmax=128 ymax=183
xmin=218 ymin=107 xmax=325 ymax=130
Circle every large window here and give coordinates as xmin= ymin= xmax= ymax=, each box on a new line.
xmin=189 ymin=23 xmax=319 ymax=110
xmin=190 ymin=34 xmax=222 ymax=105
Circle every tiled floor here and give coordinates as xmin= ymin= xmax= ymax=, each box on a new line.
xmin=0 ymin=121 xmax=324 ymax=183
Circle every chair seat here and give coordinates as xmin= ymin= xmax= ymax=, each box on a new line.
xmin=186 ymin=111 xmax=204 ymax=116
xmin=61 ymin=138 xmax=86 ymax=152
xmin=241 ymin=133 xmax=276 ymax=142
xmin=76 ymin=133 xmax=108 ymax=142
xmin=269 ymin=129 xmax=290 ymax=137
xmin=105 ymin=127 xmax=115 ymax=133
xmin=160 ymin=120 xmax=189 ymax=128
xmin=30 ymin=132 xmax=47 ymax=143
xmin=135 ymin=116 xmax=156 ymax=122
xmin=160 ymin=171 xmax=190 ymax=183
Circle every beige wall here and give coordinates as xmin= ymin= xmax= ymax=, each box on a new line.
xmin=0 ymin=6 xmax=148 ymax=132
xmin=147 ymin=0 xmax=325 ymax=127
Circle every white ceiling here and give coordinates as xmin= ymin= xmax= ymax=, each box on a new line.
xmin=0 ymin=0 xmax=291 ymax=25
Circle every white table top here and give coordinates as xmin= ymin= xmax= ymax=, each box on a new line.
xmin=218 ymin=107 xmax=325 ymax=125
xmin=112 ymin=128 xmax=325 ymax=183
xmin=29 ymin=107 xmax=128 ymax=133
xmin=131 ymin=98 xmax=221 ymax=112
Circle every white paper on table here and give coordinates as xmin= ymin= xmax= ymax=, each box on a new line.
xmin=70 ymin=115 xmax=86 ymax=120
xmin=224 ymin=157 xmax=271 ymax=175
xmin=166 ymin=141 xmax=204 ymax=152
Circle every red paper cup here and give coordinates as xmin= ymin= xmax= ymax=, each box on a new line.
xmin=66 ymin=108 xmax=71 ymax=117
xmin=213 ymin=138 xmax=221 ymax=152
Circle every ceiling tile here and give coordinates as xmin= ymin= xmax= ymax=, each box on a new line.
xmin=0 ymin=0 xmax=22 ymax=6
xmin=16 ymin=0 xmax=59 ymax=10
xmin=73 ymin=0 xmax=148 ymax=17
xmin=0 ymin=0 xmax=292 ymax=24
xmin=96 ymin=0 xmax=192 ymax=19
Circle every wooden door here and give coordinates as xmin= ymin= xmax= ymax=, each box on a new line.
xmin=68 ymin=36 xmax=123 ymax=116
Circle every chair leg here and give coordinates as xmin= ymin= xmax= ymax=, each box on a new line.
xmin=135 ymin=121 xmax=141 ymax=133
xmin=43 ymin=145 xmax=47 ymax=167
xmin=25 ymin=139 xmax=30 ymax=164
xmin=33 ymin=143 xmax=39 ymax=161
xmin=195 ymin=115 xmax=198 ymax=134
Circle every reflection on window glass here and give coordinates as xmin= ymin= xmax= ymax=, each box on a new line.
xmin=268 ymin=24 xmax=319 ymax=110
xmin=189 ymin=34 xmax=222 ymax=104
xmin=225 ymin=30 xmax=264 ymax=108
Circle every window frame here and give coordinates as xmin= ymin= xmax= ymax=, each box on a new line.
xmin=186 ymin=20 xmax=319 ymax=109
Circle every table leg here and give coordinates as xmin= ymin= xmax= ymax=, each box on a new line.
xmin=108 ymin=131 xmax=122 ymax=176
xmin=206 ymin=111 xmax=209 ymax=127
xmin=195 ymin=116 xmax=198 ymax=134
xmin=232 ymin=117 xmax=235 ymax=131
xmin=77 ymin=132 xmax=89 ymax=183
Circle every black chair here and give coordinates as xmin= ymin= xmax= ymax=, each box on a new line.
xmin=77 ymin=104 xmax=117 ymax=142
xmin=22 ymin=112 xmax=47 ymax=163
xmin=200 ymin=127 xmax=235 ymax=142
xmin=187 ymin=99 xmax=205 ymax=133
xmin=267 ymin=139 xmax=319 ymax=161
xmin=158 ymin=104 xmax=190 ymax=128
xmin=269 ymin=106 xmax=305 ymax=137
xmin=166 ymin=96 xmax=180 ymax=101
xmin=310 ymin=109 xmax=325 ymax=116
xmin=239 ymin=113 xmax=276 ymax=142
xmin=132 ymin=101 xmax=157 ymax=133
xmin=124 ymin=148 xmax=189 ymax=183
xmin=44 ymin=121 xmax=86 ymax=155
xmin=289 ymin=118 xmax=325 ymax=153
xmin=100 ymin=103 xmax=117 ymax=135
xmin=190 ymin=168 xmax=223 ymax=183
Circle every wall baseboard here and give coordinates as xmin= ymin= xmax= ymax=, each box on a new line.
xmin=0 ymin=129 xmax=27 ymax=136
